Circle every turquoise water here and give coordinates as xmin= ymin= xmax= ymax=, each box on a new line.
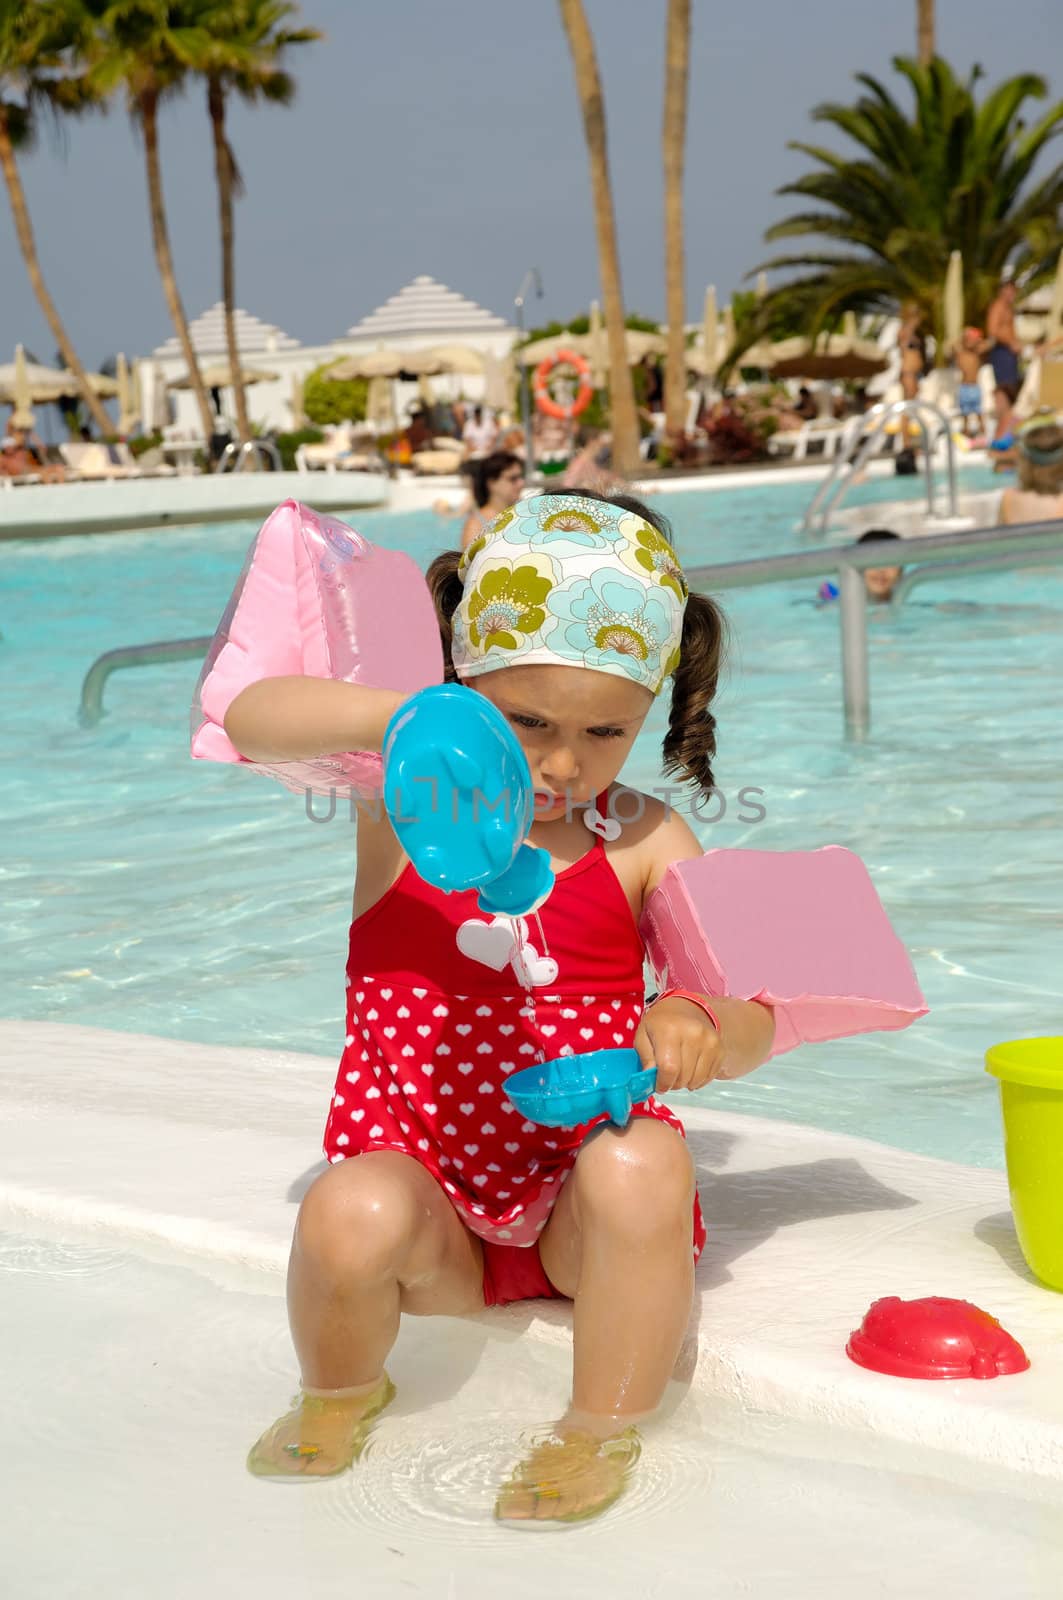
xmin=3 ymin=467 xmax=1061 ymax=1169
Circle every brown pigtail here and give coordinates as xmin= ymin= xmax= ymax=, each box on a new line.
xmin=425 ymin=549 xmax=464 ymax=681
xmin=663 ymin=590 xmax=728 ymax=798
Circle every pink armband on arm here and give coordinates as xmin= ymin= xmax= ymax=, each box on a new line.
xmin=639 ymin=847 xmax=928 ymax=1058
xmin=190 ymin=499 xmax=443 ymax=797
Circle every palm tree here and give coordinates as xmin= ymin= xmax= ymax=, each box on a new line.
xmin=747 ymin=58 xmax=1063 ymax=358
xmin=0 ymin=0 xmax=113 ymax=435
xmin=194 ymin=1 xmax=319 ymax=445
xmin=85 ymin=2 xmax=216 ymax=447
xmin=917 ymin=0 xmax=935 ymax=67
xmin=557 ymin=0 xmax=640 ymax=476
xmin=662 ymin=0 xmax=691 ymax=437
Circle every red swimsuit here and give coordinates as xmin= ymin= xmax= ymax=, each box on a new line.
xmin=324 ymin=817 xmax=706 ymax=1304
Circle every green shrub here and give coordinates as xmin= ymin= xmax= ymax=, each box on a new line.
xmin=128 ymin=432 xmax=164 ymax=458
xmin=275 ymin=428 xmax=325 ymax=471
xmin=302 ymin=361 xmax=368 ymax=426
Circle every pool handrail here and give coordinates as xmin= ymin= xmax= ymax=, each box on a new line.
xmin=889 ymin=545 xmax=1063 ymax=609
xmin=802 ymin=398 xmax=959 ymax=536
xmin=78 ymin=518 xmax=1062 ymax=740
xmin=79 ymin=638 xmax=213 ymax=729
xmin=218 ymin=440 xmax=282 ymax=473
xmin=684 ymin=517 xmax=1063 ymax=740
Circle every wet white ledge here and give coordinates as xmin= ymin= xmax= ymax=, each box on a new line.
xmin=2 ymin=1021 xmax=1059 ymax=1486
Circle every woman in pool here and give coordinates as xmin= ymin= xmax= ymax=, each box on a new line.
xmin=999 ymin=412 xmax=1063 ymax=526
xmin=226 ymin=490 xmax=775 ymax=1523
xmin=461 ymin=450 xmax=525 ymax=550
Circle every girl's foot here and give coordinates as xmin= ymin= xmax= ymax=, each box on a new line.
xmin=494 ymin=1424 xmax=641 ymax=1524
xmin=246 ymin=1374 xmax=396 ymax=1480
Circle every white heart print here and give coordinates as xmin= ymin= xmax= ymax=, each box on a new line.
xmin=455 ymin=917 xmax=516 ymax=972
xmin=582 ymin=806 xmax=622 ymax=843
xmin=456 ymin=914 xmax=558 ymax=988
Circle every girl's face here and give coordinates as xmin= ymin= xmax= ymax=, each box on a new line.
xmin=475 ymin=663 xmax=653 ymax=819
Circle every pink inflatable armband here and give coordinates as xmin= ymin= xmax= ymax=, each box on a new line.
xmin=640 ymin=846 xmax=928 ymax=1056
xmin=190 ymin=499 xmax=443 ymax=796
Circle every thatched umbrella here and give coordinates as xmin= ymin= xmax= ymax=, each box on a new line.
xmin=149 ymin=361 xmax=171 ymax=432
xmin=168 ymin=362 xmax=278 ymax=389
xmin=116 ymin=352 xmax=140 ymax=435
xmin=943 ymin=251 xmax=965 ymax=352
xmin=327 ymin=347 xmax=446 ymax=381
xmin=517 ymin=328 xmax=666 ymax=367
xmin=423 ymin=344 xmax=485 ymax=376
xmin=760 ymin=315 xmax=887 ymax=381
xmin=0 ymin=346 xmax=119 ymax=410
xmin=482 ymin=353 xmax=514 ymax=411
xmin=366 ymin=375 xmax=395 ymax=429
xmin=10 ymin=344 xmax=35 ymax=427
xmin=129 ymin=360 xmax=144 ymax=433
xmin=702 ymin=285 xmax=718 ymax=375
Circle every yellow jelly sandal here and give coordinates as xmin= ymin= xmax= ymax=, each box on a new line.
xmin=246 ymin=1373 xmax=396 ymax=1481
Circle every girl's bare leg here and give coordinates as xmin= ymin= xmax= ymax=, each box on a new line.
xmin=496 ymin=1117 xmax=696 ymax=1522
xmin=248 ymin=1151 xmax=485 ymax=1478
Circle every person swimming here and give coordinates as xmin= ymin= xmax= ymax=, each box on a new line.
xmin=816 ymin=529 xmax=904 ymax=606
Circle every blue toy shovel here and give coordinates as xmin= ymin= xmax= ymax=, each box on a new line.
xmin=504 ymin=1049 xmax=657 ymax=1129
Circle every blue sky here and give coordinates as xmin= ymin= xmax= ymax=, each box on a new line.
xmin=2 ymin=0 xmax=1061 ymax=366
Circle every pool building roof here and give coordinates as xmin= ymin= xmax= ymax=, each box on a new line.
xmin=344 ymin=275 xmax=512 ymax=342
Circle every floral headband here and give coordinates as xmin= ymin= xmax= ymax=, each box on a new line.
xmin=450 ymin=493 xmax=688 ymax=696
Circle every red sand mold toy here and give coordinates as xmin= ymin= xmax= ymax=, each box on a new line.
xmin=846 ymin=1296 xmax=1030 ymax=1380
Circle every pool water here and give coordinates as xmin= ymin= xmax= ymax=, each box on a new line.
xmin=2 ymin=466 xmax=1061 ymax=1168
xmin=5 ymin=1228 xmax=1058 ymax=1598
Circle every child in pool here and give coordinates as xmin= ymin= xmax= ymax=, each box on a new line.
xmin=816 ymin=529 xmax=904 ymax=606
xmin=227 ymin=490 xmax=776 ymax=1523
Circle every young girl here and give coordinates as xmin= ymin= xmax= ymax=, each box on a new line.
xmin=226 ymin=489 xmax=776 ymax=1523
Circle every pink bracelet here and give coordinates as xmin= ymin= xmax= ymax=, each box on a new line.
xmin=652 ymin=987 xmax=721 ymax=1032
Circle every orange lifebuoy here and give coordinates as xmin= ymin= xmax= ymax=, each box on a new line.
xmin=533 ymin=349 xmax=594 ymax=420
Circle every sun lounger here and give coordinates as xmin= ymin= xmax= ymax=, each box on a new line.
xmin=296 ymin=423 xmax=382 ymax=474
xmin=58 ymin=442 xmax=140 ymax=481
xmin=411 ymin=447 xmax=465 ymax=475
xmin=768 ymin=417 xmax=854 ymax=461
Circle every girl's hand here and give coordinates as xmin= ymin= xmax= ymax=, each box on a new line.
xmin=634 ymin=996 xmax=723 ymax=1092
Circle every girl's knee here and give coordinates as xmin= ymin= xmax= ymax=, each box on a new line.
xmin=573 ymin=1119 xmax=695 ymax=1233
xmin=295 ymin=1154 xmax=424 ymax=1277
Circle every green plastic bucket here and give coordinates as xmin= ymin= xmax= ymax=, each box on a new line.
xmin=985 ymin=1037 xmax=1063 ymax=1292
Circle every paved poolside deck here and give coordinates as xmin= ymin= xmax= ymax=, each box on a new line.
xmin=2 ymin=1020 xmax=1060 ymax=1490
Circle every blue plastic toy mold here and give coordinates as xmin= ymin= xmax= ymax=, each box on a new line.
xmin=383 ymin=684 xmax=554 ymax=915
xmin=503 ymin=1049 xmax=657 ymax=1129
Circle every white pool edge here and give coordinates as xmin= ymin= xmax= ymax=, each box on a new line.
xmin=3 ymin=1019 xmax=1061 ymax=1490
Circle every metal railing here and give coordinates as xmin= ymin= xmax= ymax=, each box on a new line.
xmin=78 ymin=520 xmax=1063 ymax=740
xmin=890 ymin=545 xmax=1063 ymax=609
xmin=79 ymin=638 xmax=213 ymax=728
xmin=218 ymin=439 xmax=282 ymax=473
xmin=801 ymin=398 xmax=960 ymax=536
xmin=686 ymin=518 xmax=1063 ymax=740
